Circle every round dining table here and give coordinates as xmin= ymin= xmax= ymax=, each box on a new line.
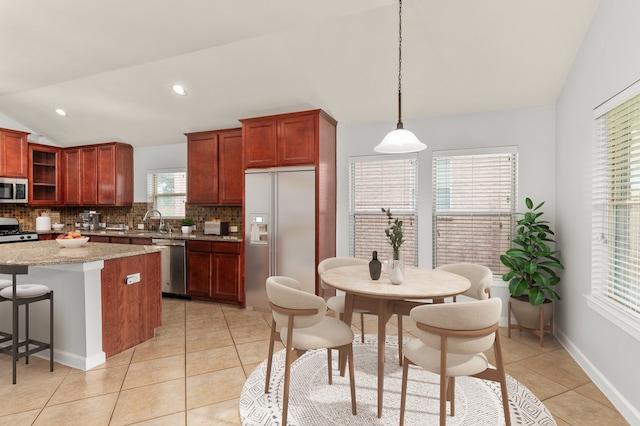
xmin=319 ymin=263 xmax=471 ymax=418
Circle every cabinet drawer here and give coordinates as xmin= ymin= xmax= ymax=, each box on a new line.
xmin=211 ymin=242 xmax=240 ymax=254
xmin=186 ymin=240 xmax=212 ymax=252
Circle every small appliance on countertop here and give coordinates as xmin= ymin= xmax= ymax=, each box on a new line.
xmin=0 ymin=217 xmax=39 ymax=243
xmin=204 ymin=221 xmax=229 ymax=236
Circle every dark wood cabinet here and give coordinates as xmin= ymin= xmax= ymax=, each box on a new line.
xmin=241 ymin=109 xmax=331 ymax=169
xmin=186 ymin=128 xmax=242 ymax=206
xmin=186 ymin=240 xmax=241 ymax=305
xmin=63 ymin=142 xmax=133 ymax=206
xmin=0 ymin=128 xmax=29 ymax=178
xmin=29 ymin=143 xmax=62 ymax=205
xmin=63 ymin=148 xmax=82 ymax=205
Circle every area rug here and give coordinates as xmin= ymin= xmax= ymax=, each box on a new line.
xmin=240 ymin=336 xmax=556 ymax=425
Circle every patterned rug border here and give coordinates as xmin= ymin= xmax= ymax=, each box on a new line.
xmin=240 ymin=335 xmax=556 ymax=425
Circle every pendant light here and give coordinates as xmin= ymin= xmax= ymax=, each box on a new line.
xmin=374 ymin=0 xmax=426 ymax=154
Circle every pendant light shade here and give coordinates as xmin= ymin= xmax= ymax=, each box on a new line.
xmin=374 ymin=0 xmax=426 ymax=154
xmin=375 ymin=127 xmax=426 ymax=154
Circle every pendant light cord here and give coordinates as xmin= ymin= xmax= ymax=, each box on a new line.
xmin=397 ymin=0 xmax=404 ymax=129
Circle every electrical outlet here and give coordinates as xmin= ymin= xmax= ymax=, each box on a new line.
xmin=125 ymin=273 xmax=141 ymax=285
xmin=229 ymin=225 xmax=238 ymax=233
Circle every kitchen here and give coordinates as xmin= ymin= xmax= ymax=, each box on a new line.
xmin=0 ymin=1 xmax=638 ymax=424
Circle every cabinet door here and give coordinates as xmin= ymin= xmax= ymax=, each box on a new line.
xmin=97 ymin=145 xmax=116 ymax=205
xmin=187 ymin=133 xmax=219 ymax=205
xmin=212 ymin=252 xmax=240 ymax=303
xmin=80 ymin=147 xmax=98 ymax=205
xmin=29 ymin=144 xmax=61 ymax=205
xmin=186 ymin=250 xmax=213 ymax=298
xmin=0 ymin=129 xmax=28 ymax=178
xmin=278 ymin=113 xmax=315 ymax=166
xmin=243 ymin=118 xmax=277 ymax=168
xmin=63 ymin=148 xmax=82 ymax=205
xmin=218 ymin=129 xmax=243 ymax=205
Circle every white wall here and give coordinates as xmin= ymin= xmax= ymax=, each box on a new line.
xmin=133 ymin=143 xmax=187 ymax=202
xmin=555 ymin=1 xmax=640 ymax=422
xmin=336 ymin=105 xmax=556 ymax=325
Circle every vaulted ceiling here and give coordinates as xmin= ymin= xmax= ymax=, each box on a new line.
xmin=0 ymin=0 xmax=599 ymax=147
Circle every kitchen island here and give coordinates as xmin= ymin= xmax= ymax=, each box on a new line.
xmin=0 ymin=240 xmax=165 ymax=370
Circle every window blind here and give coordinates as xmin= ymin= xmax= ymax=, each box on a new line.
xmin=147 ymin=169 xmax=187 ymax=218
xmin=593 ymin=87 xmax=640 ymax=318
xmin=349 ymin=155 xmax=418 ymax=266
xmin=432 ymin=148 xmax=517 ymax=274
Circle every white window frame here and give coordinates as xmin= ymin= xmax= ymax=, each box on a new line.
xmin=432 ymin=146 xmax=518 ymax=275
xmin=146 ymin=168 xmax=187 ymax=219
xmin=349 ymin=154 xmax=418 ymax=266
xmin=588 ymin=79 xmax=640 ymax=342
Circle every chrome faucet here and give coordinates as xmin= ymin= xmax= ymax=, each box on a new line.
xmin=143 ymin=209 xmax=168 ymax=233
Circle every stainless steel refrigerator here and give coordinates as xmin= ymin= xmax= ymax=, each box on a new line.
xmin=244 ymin=166 xmax=316 ymax=311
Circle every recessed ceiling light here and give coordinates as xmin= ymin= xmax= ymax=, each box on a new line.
xmin=55 ymin=108 xmax=68 ymax=117
xmin=172 ymin=85 xmax=187 ymax=96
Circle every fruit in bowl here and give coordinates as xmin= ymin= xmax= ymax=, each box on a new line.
xmin=56 ymin=232 xmax=90 ymax=248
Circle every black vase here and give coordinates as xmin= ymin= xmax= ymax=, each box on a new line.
xmin=369 ymin=251 xmax=382 ymax=280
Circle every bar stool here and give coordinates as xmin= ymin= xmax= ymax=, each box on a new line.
xmin=0 ymin=275 xmax=54 ymax=384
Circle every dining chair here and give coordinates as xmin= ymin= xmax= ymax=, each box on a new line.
xmin=436 ymin=262 xmax=492 ymax=301
xmin=399 ymin=298 xmax=510 ymax=426
xmin=318 ymin=257 xmax=369 ymax=342
xmin=264 ymin=276 xmax=357 ymax=425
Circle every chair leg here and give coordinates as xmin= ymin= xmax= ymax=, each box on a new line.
xmin=49 ymin=291 xmax=54 ymax=372
xmin=264 ymin=319 xmax=277 ymax=394
xmin=399 ymin=357 xmax=410 ymax=426
xmin=281 ymin=328 xmax=295 ymax=426
xmin=397 ymin=314 xmax=403 ymax=366
xmin=327 ymin=348 xmax=332 ymax=385
xmin=448 ymin=376 xmax=456 ymax=416
xmin=439 ymin=372 xmax=447 ymax=426
xmin=359 ymin=312 xmax=365 ymax=342
xmin=347 ymin=344 xmax=357 ymax=415
xmin=25 ymin=302 xmax=30 ymax=364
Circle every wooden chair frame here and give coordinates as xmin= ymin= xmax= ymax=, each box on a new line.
xmin=399 ymin=320 xmax=511 ymax=426
xmin=265 ymin=302 xmax=356 ymax=425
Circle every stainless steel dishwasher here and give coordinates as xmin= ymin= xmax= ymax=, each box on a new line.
xmin=152 ymin=238 xmax=188 ymax=298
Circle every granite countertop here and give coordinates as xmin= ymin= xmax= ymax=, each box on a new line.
xmin=0 ymin=240 xmax=166 ymax=267
xmin=37 ymin=229 xmax=242 ymax=243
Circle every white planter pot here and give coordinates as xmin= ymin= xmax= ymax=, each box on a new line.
xmin=181 ymin=226 xmax=192 ymax=234
xmin=509 ymin=297 xmax=553 ymax=330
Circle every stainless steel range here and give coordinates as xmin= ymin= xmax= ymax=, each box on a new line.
xmin=0 ymin=217 xmax=39 ymax=243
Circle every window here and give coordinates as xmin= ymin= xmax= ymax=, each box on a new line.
xmin=432 ymin=147 xmax=517 ymax=274
xmin=591 ymin=81 xmax=640 ymax=338
xmin=147 ymin=169 xmax=186 ymax=218
xmin=349 ymin=155 xmax=418 ymax=266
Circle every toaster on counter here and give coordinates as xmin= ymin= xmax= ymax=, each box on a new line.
xmin=204 ymin=221 xmax=229 ymax=236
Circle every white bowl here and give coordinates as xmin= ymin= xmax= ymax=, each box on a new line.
xmin=52 ymin=223 xmax=65 ymax=231
xmin=56 ymin=236 xmax=90 ymax=248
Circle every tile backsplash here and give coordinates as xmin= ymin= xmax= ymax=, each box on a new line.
xmin=0 ymin=203 xmax=242 ymax=235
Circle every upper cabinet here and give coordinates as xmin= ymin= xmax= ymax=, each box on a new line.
xmin=63 ymin=142 xmax=133 ymax=206
xmin=0 ymin=128 xmax=29 ymax=178
xmin=29 ymin=143 xmax=62 ymax=205
xmin=186 ymin=128 xmax=242 ymax=206
xmin=240 ymin=109 xmax=336 ymax=169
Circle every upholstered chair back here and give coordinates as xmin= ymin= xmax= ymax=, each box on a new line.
xmin=266 ymin=276 xmax=327 ymax=329
xmin=436 ymin=262 xmax=493 ymax=300
xmin=410 ymin=298 xmax=502 ymax=354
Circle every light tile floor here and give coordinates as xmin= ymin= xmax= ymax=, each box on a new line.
xmin=0 ymin=298 xmax=629 ymax=425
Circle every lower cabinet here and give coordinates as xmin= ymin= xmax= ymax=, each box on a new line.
xmin=186 ymin=240 xmax=241 ymax=305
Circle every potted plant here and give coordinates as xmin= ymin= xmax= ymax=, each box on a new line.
xmin=181 ymin=217 xmax=195 ymax=234
xmin=499 ymin=198 xmax=564 ymax=345
xmin=382 ymin=208 xmax=405 ymax=284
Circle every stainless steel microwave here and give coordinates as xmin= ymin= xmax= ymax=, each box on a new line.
xmin=0 ymin=177 xmax=28 ymax=203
